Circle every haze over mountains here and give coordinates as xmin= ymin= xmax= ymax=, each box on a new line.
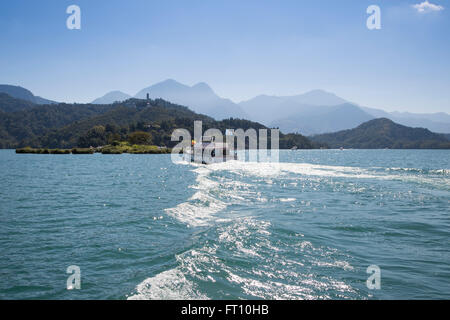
xmin=239 ymin=89 xmax=450 ymax=135
xmin=1 ymin=81 xmax=449 ymax=135
xmin=91 ymin=91 xmax=132 ymax=105
xmin=135 ymin=80 xmax=248 ymax=120
xmin=90 ymin=80 xmax=450 ymax=135
xmin=91 ymin=79 xmax=247 ymax=120
xmin=270 ymin=103 xmax=375 ymax=136
xmin=0 ymin=85 xmax=57 ymax=105
xmin=238 ymin=89 xmax=348 ymax=124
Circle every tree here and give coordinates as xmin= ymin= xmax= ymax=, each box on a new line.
xmin=127 ymin=131 xmax=152 ymax=145
xmin=77 ymin=125 xmax=107 ymax=147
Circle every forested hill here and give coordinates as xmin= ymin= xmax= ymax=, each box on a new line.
xmin=0 ymin=98 xmax=119 ymax=148
xmin=0 ymin=93 xmax=36 ymax=113
xmin=310 ymin=118 xmax=450 ymax=149
xmin=0 ymin=95 xmax=315 ymax=149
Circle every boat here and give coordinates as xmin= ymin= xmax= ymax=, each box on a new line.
xmin=187 ymin=136 xmax=237 ymax=164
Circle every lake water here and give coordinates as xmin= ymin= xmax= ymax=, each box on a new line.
xmin=0 ymin=149 xmax=449 ymax=299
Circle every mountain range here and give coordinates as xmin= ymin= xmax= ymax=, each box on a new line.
xmin=0 ymin=92 xmax=448 ymax=149
xmin=238 ymin=90 xmax=450 ymax=135
xmin=238 ymin=89 xmax=348 ymax=125
xmin=91 ymin=79 xmax=247 ymax=120
xmin=90 ymin=81 xmax=450 ymax=135
xmin=268 ymin=103 xmax=375 ymax=135
xmin=1 ymin=81 xmax=449 ymax=135
xmin=359 ymin=106 xmax=450 ymax=134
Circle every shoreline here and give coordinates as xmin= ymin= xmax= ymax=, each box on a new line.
xmin=15 ymin=146 xmax=172 ymax=155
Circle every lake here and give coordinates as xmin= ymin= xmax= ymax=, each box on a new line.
xmin=0 ymin=149 xmax=449 ymax=299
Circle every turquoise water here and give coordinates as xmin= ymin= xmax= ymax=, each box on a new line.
xmin=0 ymin=149 xmax=449 ymax=299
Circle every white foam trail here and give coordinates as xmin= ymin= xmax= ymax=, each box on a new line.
xmin=127 ymin=268 xmax=208 ymax=300
xmin=164 ymin=166 xmax=226 ymax=227
xmin=383 ymin=167 xmax=449 ymax=175
xmin=165 ymin=161 xmax=385 ymax=228
xmin=216 ymin=217 xmax=358 ymax=299
xmin=129 ymin=216 xmax=359 ymax=300
xmin=224 ymin=270 xmax=355 ymax=300
xmin=279 ymin=198 xmax=296 ymax=202
xmin=201 ymin=161 xmax=450 ymax=191
xmin=205 ymin=161 xmax=381 ymax=179
xmin=167 ymin=160 xmax=450 ymax=227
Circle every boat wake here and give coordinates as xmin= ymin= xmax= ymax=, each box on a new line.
xmin=128 ymin=216 xmax=360 ymax=300
xmin=129 ymin=159 xmax=449 ymax=300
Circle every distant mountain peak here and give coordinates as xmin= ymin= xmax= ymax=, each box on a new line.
xmin=92 ymin=91 xmax=131 ymax=104
xmin=160 ymin=78 xmax=182 ymax=85
xmin=134 ymin=80 xmax=247 ymax=120
xmin=311 ymin=117 xmax=450 ymax=149
xmin=191 ymin=82 xmax=216 ymax=97
xmin=357 ymin=117 xmax=398 ymax=129
xmin=287 ymin=89 xmax=348 ymax=106
xmin=0 ymin=84 xmax=57 ymax=105
xmin=239 ymin=89 xmax=352 ymax=128
xmin=192 ymin=82 xmax=213 ymax=90
xmin=142 ymin=79 xmax=189 ymax=94
xmin=159 ymin=79 xmax=186 ymax=87
xmin=371 ymin=117 xmax=394 ymax=123
xmin=304 ymin=89 xmax=334 ymax=94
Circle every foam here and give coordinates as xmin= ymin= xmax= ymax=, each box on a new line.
xmin=129 ymin=216 xmax=359 ymax=300
xmin=206 ymin=161 xmax=381 ymax=179
xmin=164 ymin=166 xmax=226 ymax=227
xmin=384 ymin=167 xmax=449 ymax=175
xmin=142 ymin=160 xmax=447 ymax=300
xmin=202 ymin=161 xmax=450 ymax=192
xmin=279 ymin=198 xmax=296 ymax=202
xmin=127 ymin=268 xmax=208 ymax=300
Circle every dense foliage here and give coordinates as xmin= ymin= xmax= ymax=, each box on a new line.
xmin=0 ymin=93 xmax=36 ymax=113
xmin=0 ymin=99 xmax=117 ymax=148
xmin=0 ymin=94 xmax=317 ymax=149
xmin=15 ymin=143 xmax=170 ymax=155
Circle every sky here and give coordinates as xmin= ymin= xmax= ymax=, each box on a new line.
xmin=0 ymin=0 xmax=449 ymax=113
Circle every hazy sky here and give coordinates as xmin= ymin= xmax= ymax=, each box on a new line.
xmin=0 ymin=0 xmax=449 ymax=113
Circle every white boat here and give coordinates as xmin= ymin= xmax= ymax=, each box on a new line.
xmin=187 ymin=136 xmax=237 ymax=164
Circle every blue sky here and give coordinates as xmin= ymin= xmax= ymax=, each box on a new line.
xmin=0 ymin=0 xmax=448 ymax=113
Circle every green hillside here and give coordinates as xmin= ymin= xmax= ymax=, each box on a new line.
xmin=0 ymin=95 xmax=315 ymax=149
xmin=0 ymin=93 xmax=36 ymax=113
xmin=311 ymin=118 xmax=450 ymax=149
xmin=0 ymin=98 xmax=118 ymax=147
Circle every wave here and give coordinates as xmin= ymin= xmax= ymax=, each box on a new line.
xmin=164 ymin=166 xmax=227 ymax=227
xmin=129 ymin=159 xmax=448 ymax=299
xmin=129 ymin=217 xmax=361 ymax=300
xmin=216 ymin=218 xmax=359 ymax=299
xmin=165 ymin=161 xmax=450 ymax=227
xmin=127 ymin=268 xmax=209 ymax=300
xmin=205 ymin=161 xmax=382 ymax=179
xmin=383 ymin=167 xmax=449 ymax=176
